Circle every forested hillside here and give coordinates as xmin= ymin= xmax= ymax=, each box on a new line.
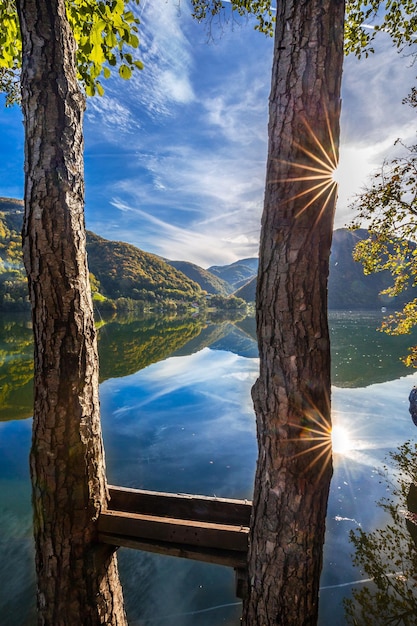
xmin=0 ymin=198 xmax=205 ymax=311
xmin=0 ymin=199 xmax=28 ymax=310
xmin=2 ymin=197 xmax=415 ymax=312
xmin=166 ymin=259 xmax=231 ymax=295
xmin=86 ymin=232 xmax=204 ymax=308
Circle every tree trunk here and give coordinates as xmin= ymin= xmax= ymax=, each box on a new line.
xmin=16 ymin=1 xmax=127 ymax=623
xmin=242 ymin=1 xmax=345 ymax=624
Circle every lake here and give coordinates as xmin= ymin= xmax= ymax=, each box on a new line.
xmin=1 ymin=310 xmax=416 ymax=625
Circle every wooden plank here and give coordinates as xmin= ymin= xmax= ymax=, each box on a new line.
xmin=98 ymin=533 xmax=247 ymax=569
xmin=235 ymin=567 xmax=248 ymax=599
xmin=98 ymin=509 xmax=249 ymax=553
xmin=108 ymin=485 xmax=252 ymax=526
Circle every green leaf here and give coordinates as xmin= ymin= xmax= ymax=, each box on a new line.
xmin=119 ymin=64 xmax=132 ymax=79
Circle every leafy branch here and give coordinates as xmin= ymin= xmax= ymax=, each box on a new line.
xmin=0 ymin=0 xmax=143 ymax=99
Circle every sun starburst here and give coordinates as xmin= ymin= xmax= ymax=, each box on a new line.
xmin=271 ymin=109 xmax=340 ymax=227
xmin=290 ymin=405 xmax=334 ymax=482
xmin=279 ymin=391 xmax=353 ymax=482
xmin=281 ymin=401 xmax=355 ymax=485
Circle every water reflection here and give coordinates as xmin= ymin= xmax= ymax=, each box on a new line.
xmin=100 ymin=348 xmax=258 ymax=497
xmin=330 ymin=311 xmax=417 ymax=388
xmin=344 ymin=441 xmax=417 ymax=626
xmin=1 ymin=311 xmax=417 ymax=625
xmin=2 ymin=310 xmax=417 ymax=422
xmin=0 ymin=314 xmax=33 ymax=421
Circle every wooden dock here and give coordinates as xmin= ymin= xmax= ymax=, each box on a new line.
xmin=98 ymin=485 xmax=252 ymax=597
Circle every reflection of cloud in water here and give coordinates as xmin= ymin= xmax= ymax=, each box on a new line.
xmin=104 ymin=348 xmax=258 ymax=431
xmin=100 ymin=348 xmax=259 ymax=499
xmin=334 ymin=515 xmax=361 ymax=526
xmin=100 ymin=349 xmax=417 ymax=625
xmin=321 ymin=372 xmax=417 ymax=624
xmin=332 ymin=372 xmax=417 ymax=462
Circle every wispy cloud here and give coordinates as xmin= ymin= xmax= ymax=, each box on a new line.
xmin=201 ymin=74 xmax=269 ymax=145
xmin=85 ymin=0 xmax=196 ymax=137
xmin=84 ymin=5 xmax=272 ymax=265
xmin=85 ymin=96 xmax=141 ymax=139
xmin=105 ymin=191 xmax=260 ymax=267
xmin=129 ymin=0 xmax=196 ymax=116
xmin=82 ymin=2 xmax=416 ymax=266
xmin=341 ymin=34 xmax=415 ymax=145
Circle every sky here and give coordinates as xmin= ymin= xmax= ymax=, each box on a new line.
xmin=0 ymin=0 xmax=415 ymax=268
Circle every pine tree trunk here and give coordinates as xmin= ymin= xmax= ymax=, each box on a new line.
xmin=242 ymin=1 xmax=345 ymax=624
xmin=16 ymin=0 xmax=127 ymax=623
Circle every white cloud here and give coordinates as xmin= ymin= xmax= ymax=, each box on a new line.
xmin=130 ymin=0 xmax=196 ymax=116
xmin=85 ymin=96 xmax=141 ymax=140
xmin=159 ymin=70 xmax=195 ymax=103
xmin=333 ymin=33 xmax=416 ymax=228
xmin=84 ymin=0 xmax=196 ymax=134
xmin=107 ymin=194 xmax=260 ymax=267
xmin=202 ymin=74 xmax=269 ymax=145
xmin=99 ymin=137 xmax=266 ymax=265
xmin=83 ymin=4 xmax=415 ymax=267
xmin=341 ymin=34 xmax=415 ymax=145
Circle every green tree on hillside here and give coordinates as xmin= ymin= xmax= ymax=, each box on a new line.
xmin=0 ymin=1 xmax=143 ymax=623
xmin=0 ymin=213 xmax=28 ymax=309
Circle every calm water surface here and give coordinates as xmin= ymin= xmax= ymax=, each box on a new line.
xmin=0 ymin=311 xmax=416 ymax=625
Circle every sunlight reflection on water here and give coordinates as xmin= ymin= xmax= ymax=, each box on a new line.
xmin=1 ymin=314 xmax=417 ymax=625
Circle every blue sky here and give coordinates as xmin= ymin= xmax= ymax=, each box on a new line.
xmin=0 ymin=0 xmax=415 ymax=267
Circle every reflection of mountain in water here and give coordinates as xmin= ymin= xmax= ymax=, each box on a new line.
xmin=98 ymin=314 xmax=205 ymax=381
xmin=172 ymin=319 xmax=258 ymax=359
xmin=3 ymin=311 xmax=417 ymax=421
xmin=329 ymin=311 xmax=417 ymax=388
xmin=209 ymin=324 xmax=258 ymax=358
xmin=0 ymin=315 xmax=34 ymax=421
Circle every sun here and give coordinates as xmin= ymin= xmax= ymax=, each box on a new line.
xmin=272 ymin=109 xmax=340 ymax=226
xmin=331 ymin=425 xmax=352 ymax=455
xmin=331 ymin=162 xmax=342 ymax=186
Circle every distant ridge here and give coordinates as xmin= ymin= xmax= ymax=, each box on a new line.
xmin=208 ymin=257 xmax=258 ymax=291
xmin=166 ymin=259 xmax=231 ymax=295
xmin=227 ymin=229 xmax=417 ymax=310
xmin=1 ymin=197 xmax=416 ymax=311
xmin=234 ymin=276 xmax=257 ymax=301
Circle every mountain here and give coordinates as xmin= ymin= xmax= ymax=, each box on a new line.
xmin=86 ymin=232 xmax=203 ymax=305
xmin=166 ymin=259 xmax=231 ymax=295
xmin=208 ymin=257 xmax=258 ymax=291
xmin=0 ymin=198 xmax=204 ymax=311
xmin=328 ymin=228 xmax=416 ymax=310
xmin=1 ymin=196 xmax=416 ymax=312
xmin=0 ymin=197 xmax=24 ymax=231
xmin=234 ymin=276 xmax=257 ymax=301
xmin=222 ymin=229 xmax=417 ymax=310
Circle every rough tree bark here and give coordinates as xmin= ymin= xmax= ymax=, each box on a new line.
xmin=16 ymin=0 xmax=127 ymax=623
xmin=242 ymin=1 xmax=345 ymax=624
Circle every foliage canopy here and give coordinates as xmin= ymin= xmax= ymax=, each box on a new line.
xmin=0 ymin=0 xmax=143 ymax=100
xmin=350 ymin=91 xmax=417 ymax=366
xmin=190 ymin=0 xmax=417 ymax=55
